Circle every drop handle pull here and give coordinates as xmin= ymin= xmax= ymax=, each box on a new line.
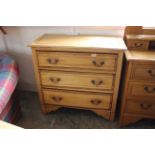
xmin=144 ymin=87 xmax=155 ymax=93
xmin=140 ymin=103 xmax=152 ymax=110
xmin=148 ymin=70 xmax=155 ymax=77
xmin=92 ymin=60 xmax=105 ymax=67
xmin=49 ymin=77 xmax=61 ymax=84
xmin=91 ymin=79 xmax=103 ymax=86
xmin=52 ymin=96 xmax=62 ymax=102
xmin=134 ymin=42 xmax=143 ymax=47
xmin=47 ymin=58 xmax=59 ymax=64
xmin=90 ymin=99 xmax=102 ymax=105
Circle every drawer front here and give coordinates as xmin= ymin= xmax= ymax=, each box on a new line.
xmin=127 ymin=40 xmax=149 ymax=50
xmin=43 ymin=89 xmax=111 ymax=109
xmin=131 ymin=63 xmax=155 ymax=81
xmin=125 ymin=100 xmax=155 ymax=116
xmin=128 ymin=84 xmax=155 ymax=98
xmin=37 ymin=52 xmax=117 ymax=72
xmin=40 ymin=70 xmax=114 ymax=91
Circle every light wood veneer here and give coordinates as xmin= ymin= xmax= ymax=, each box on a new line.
xmin=30 ymin=34 xmax=126 ymax=121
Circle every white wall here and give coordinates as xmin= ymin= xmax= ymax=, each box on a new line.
xmin=3 ymin=26 xmax=124 ymax=91
xmin=0 ymin=31 xmax=7 ymax=52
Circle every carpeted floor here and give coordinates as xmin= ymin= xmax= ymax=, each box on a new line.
xmin=16 ymin=91 xmax=155 ymax=129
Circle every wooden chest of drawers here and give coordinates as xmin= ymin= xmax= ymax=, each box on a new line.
xmin=119 ymin=51 xmax=155 ymax=126
xmin=30 ymin=34 xmax=126 ymax=121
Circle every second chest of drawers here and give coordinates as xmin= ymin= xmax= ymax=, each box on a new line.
xmin=119 ymin=51 xmax=155 ymax=126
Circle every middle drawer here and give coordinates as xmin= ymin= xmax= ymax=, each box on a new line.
xmin=128 ymin=83 xmax=155 ymax=98
xmin=40 ymin=70 xmax=114 ymax=91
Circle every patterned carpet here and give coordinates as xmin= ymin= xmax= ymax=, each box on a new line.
xmin=16 ymin=91 xmax=155 ymax=129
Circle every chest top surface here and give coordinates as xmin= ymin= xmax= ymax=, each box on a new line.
xmin=30 ymin=34 xmax=127 ymax=51
xmin=125 ymin=50 xmax=155 ymax=61
xmin=126 ymin=34 xmax=155 ymax=41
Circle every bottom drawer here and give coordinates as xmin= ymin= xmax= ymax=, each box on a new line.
xmin=43 ymin=89 xmax=112 ymax=110
xmin=125 ymin=100 xmax=155 ymax=116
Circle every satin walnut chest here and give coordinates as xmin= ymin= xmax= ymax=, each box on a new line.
xmin=30 ymin=34 xmax=126 ymax=121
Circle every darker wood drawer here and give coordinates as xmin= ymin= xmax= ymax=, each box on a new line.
xmin=128 ymin=83 xmax=155 ymax=98
xmin=130 ymin=63 xmax=155 ymax=81
xmin=37 ymin=51 xmax=117 ymax=72
xmin=125 ymin=100 xmax=155 ymax=116
xmin=43 ymin=89 xmax=111 ymax=110
xmin=126 ymin=39 xmax=149 ymax=50
xmin=40 ymin=70 xmax=114 ymax=91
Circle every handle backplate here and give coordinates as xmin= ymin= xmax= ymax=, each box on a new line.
xmin=134 ymin=42 xmax=143 ymax=47
xmin=144 ymin=87 xmax=155 ymax=93
xmin=90 ymin=99 xmax=102 ymax=105
xmin=47 ymin=58 xmax=59 ymax=64
xmin=140 ymin=103 xmax=152 ymax=110
xmin=52 ymin=96 xmax=62 ymax=102
xmin=50 ymin=77 xmax=61 ymax=84
xmin=148 ymin=70 xmax=155 ymax=77
xmin=91 ymin=79 xmax=103 ymax=86
xmin=92 ymin=60 xmax=105 ymax=67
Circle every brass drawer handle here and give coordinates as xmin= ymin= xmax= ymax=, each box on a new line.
xmin=140 ymin=103 xmax=152 ymax=110
xmin=50 ymin=77 xmax=61 ymax=84
xmin=92 ymin=60 xmax=105 ymax=67
xmin=148 ymin=70 xmax=155 ymax=77
xmin=47 ymin=58 xmax=59 ymax=64
xmin=134 ymin=42 xmax=143 ymax=47
xmin=144 ymin=86 xmax=155 ymax=93
xmin=90 ymin=99 xmax=102 ymax=105
xmin=52 ymin=96 xmax=62 ymax=102
xmin=91 ymin=79 xmax=103 ymax=86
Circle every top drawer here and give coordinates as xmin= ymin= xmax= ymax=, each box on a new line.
xmin=37 ymin=51 xmax=117 ymax=72
xmin=126 ymin=40 xmax=149 ymax=50
xmin=130 ymin=62 xmax=155 ymax=81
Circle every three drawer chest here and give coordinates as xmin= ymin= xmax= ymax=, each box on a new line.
xmin=30 ymin=34 xmax=126 ymax=121
xmin=119 ymin=51 xmax=155 ymax=126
